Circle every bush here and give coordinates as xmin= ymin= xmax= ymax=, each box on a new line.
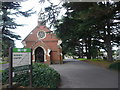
xmin=2 ymin=63 xmax=60 ymax=88
xmin=2 ymin=57 xmax=9 ymax=62
xmin=109 ymin=62 xmax=120 ymax=71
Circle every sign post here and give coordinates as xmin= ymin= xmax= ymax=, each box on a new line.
xmin=9 ymin=48 xmax=32 ymax=88
xmin=9 ymin=47 xmax=13 ymax=88
xmin=30 ymin=50 xmax=32 ymax=88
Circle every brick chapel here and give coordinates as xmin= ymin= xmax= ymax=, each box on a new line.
xmin=22 ymin=12 xmax=63 ymax=64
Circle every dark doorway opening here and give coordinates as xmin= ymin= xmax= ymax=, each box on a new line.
xmin=35 ymin=47 xmax=44 ymax=62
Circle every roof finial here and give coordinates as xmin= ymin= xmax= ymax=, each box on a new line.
xmin=38 ymin=9 xmax=46 ymax=26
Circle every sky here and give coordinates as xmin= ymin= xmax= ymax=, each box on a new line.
xmin=12 ymin=0 xmax=118 ymax=50
xmin=13 ymin=0 xmax=64 ymax=48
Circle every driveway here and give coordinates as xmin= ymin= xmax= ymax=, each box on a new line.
xmin=50 ymin=59 xmax=119 ymax=88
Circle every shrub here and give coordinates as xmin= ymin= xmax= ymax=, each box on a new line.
xmin=109 ymin=62 xmax=120 ymax=71
xmin=2 ymin=57 xmax=9 ymax=62
xmin=2 ymin=63 xmax=60 ymax=88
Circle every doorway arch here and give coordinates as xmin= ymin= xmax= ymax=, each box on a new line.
xmin=35 ymin=47 xmax=44 ymax=62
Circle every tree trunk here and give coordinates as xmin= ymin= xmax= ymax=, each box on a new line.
xmin=85 ymin=40 xmax=88 ymax=59
xmin=104 ymin=19 xmax=113 ymax=61
xmin=104 ymin=35 xmax=113 ymax=61
xmin=87 ymin=38 xmax=92 ymax=59
xmin=77 ymin=41 xmax=84 ymax=58
xmin=78 ymin=46 xmax=81 ymax=58
xmin=85 ymin=37 xmax=92 ymax=59
xmin=81 ymin=42 xmax=84 ymax=58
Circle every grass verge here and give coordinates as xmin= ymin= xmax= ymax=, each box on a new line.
xmin=0 ymin=62 xmax=8 ymax=64
xmin=77 ymin=58 xmax=113 ymax=68
xmin=0 ymin=70 xmax=5 ymax=72
xmin=77 ymin=58 xmax=87 ymax=61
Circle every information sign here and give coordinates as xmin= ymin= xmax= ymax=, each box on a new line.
xmin=9 ymin=47 xmax=32 ymax=88
xmin=12 ymin=48 xmax=31 ymax=67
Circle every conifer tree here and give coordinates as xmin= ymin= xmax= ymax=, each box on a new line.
xmin=1 ymin=2 xmax=34 ymax=57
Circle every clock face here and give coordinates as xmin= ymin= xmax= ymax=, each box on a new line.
xmin=38 ymin=31 xmax=46 ymax=39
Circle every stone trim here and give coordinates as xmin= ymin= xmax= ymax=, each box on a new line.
xmin=37 ymin=30 xmax=46 ymax=40
xmin=33 ymin=46 xmax=47 ymax=62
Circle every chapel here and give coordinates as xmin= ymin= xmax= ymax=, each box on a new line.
xmin=22 ymin=12 xmax=63 ymax=64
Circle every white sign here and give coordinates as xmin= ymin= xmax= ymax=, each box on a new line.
xmin=12 ymin=48 xmax=31 ymax=67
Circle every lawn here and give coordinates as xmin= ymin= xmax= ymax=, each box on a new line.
xmin=0 ymin=61 xmax=8 ymax=72
xmin=77 ymin=58 xmax=87 ymax=61
xmin=77 ymin=58 xmax=114 ymax=68
xmin=86 ymin=60 xmax=112 ymax=68
xmin=0 ymin=62 xmax=8 ymax=64
xmin=0 ymin=70 xmax=5 ymax=72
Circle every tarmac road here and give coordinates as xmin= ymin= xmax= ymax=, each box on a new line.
xmin=50 ymin=59 xmax=119 ymax=88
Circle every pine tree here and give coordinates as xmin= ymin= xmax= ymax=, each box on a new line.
xmin=55 ymin=2 xmax=120 ymax=61
xmin=1 ymin=2 xmax=34 ymax=57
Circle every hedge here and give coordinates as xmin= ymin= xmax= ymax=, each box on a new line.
xmin=109 ymin=62 xmax=120 ymax=71
xmin=2 ymin=63 xmax=60 ymax=88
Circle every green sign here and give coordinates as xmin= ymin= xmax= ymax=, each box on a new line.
xmin=12 ymin=48 xmax=31 ymax=67
xmin=13 ymin=48 xmax=31 ymax=53
xmin=9 ymin=47 xmax=32 ymax=88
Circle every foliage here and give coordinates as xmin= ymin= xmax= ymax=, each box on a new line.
xmin=2 ymin=37 xmax=15 ymax=57
xmin=2 ymin=63 xmax=60 ymax=88
xmin=54 ymin=2 xmax=120 ymax=61
xmin=1 ymin=2 xmax=35 ymax=57
xmin=38 ymin=0 xmax=63 ymax=27
xmin=0 ymin=70 xmax=5 ymax=72
xmin=109 ymin=62 xmax=120 ymax=71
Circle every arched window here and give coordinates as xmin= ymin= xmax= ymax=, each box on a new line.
xmin=35 ymin=47 xmax=44 ymax=62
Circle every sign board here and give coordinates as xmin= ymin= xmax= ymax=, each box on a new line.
xmin=12 ymin=48 xmax=31 ymax=67
xmin=9 ymin=47 xmax=32 ymax=88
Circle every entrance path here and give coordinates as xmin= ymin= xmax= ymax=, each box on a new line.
xmin=50 ymin=59 xmax=118 ymax=88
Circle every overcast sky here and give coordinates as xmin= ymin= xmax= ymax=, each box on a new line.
xmin=13 ymin=0 xmax=63 ymax=48
xmin=12 ymin=0 xmax=118 ymax=50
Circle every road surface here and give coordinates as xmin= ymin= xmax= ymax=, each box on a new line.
xmin=50 ymin=59 xmax=119 ymax=88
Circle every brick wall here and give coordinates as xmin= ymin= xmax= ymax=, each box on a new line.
xmin=22 ymin=25 xmax=63 ymax=64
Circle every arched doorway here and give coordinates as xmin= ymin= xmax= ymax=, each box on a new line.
xmin=35 ymin=47 xmax=44 ymax=62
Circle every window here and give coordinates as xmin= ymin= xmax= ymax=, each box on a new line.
xmin=37 ymin=31 xmax=46 ymax=39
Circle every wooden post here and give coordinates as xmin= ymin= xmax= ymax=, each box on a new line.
xmin=9 ymin=47 xmax=13 ymax=88
xmin=29 ymin=49 xmax=32 ymax=88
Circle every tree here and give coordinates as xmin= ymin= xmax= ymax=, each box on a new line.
xmin=55 ymin=2 xmax=99 ymax=59
xmin=75 ymin=2 xmax=120 ymax=61
xmin=55 ymin=1 xmax=120 ymax=61
xmin=1 ymin=2 xmax=34 ymax=57
xmin=55 ymin=16 xmax=83 ymax=57
xmin=38 ymin=0 xmax=63 ymax=27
